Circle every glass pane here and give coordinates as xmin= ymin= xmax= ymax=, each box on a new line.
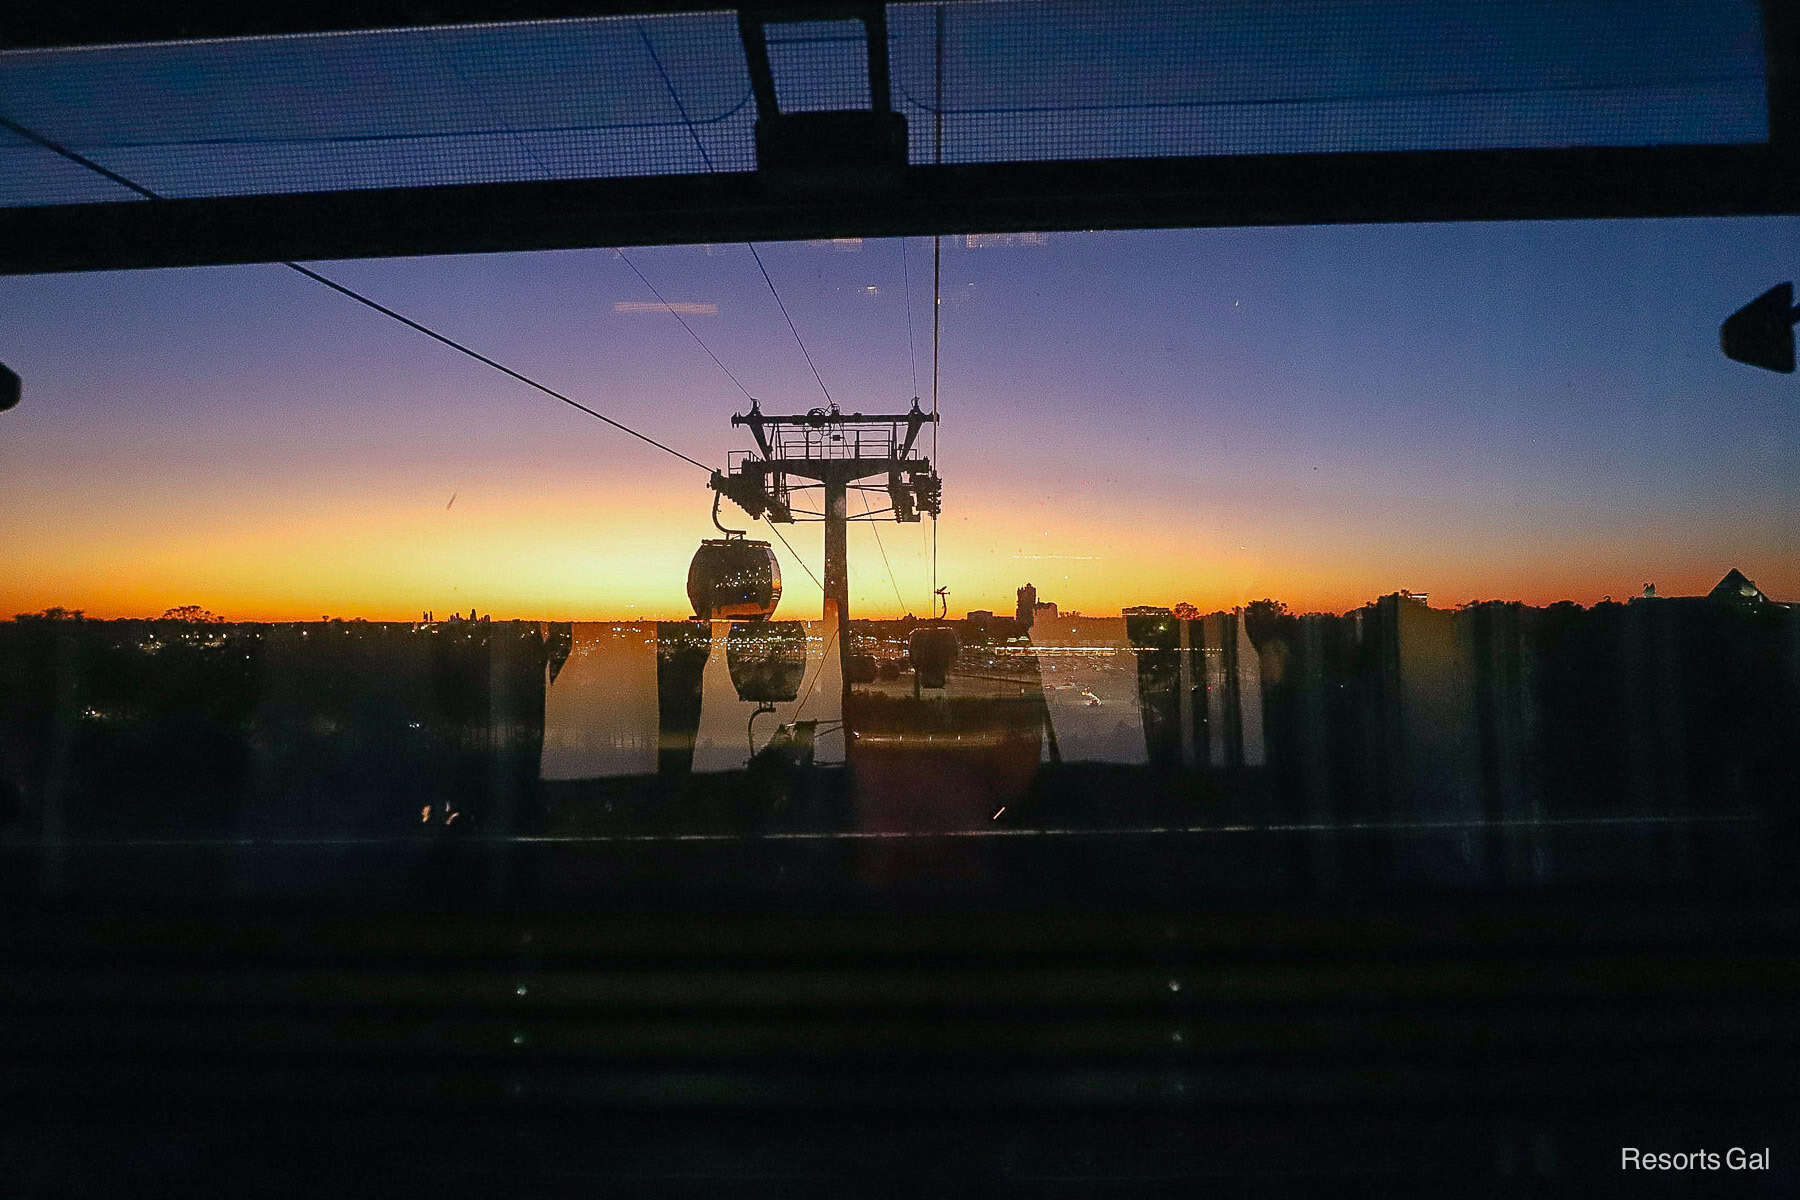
xmin=3 ymin=218 xmax=1796 ymax=903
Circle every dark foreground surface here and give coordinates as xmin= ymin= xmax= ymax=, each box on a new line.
xmin=3 ymin=604 xmax=1795 ymax=1192
xmin=4 ymin=885 xmax=1797 ymax=1197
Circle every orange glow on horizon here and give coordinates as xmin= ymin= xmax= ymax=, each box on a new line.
xmin=5 ymin=474 xmax=1784 ymax=624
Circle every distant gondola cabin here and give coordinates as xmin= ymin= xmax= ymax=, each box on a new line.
xmin=908 ymin=625 xmax=960 ymax=689
xmin=727 ymin=620 xmax=808 ymax=704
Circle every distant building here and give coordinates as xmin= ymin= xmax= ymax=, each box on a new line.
xmin=1709 ymin=567 xmax=1773 ymax=606
xmin=1630 ymin=567 xmax=1788 ymax=609
xmin=1013 ymin=584 xmax=1060 ymax=629
xmin=965 ymin=609 xmax=993 ymax=623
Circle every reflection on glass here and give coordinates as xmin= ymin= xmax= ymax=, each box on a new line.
xmin=1 ymin=219 xmax=1796 ymax=902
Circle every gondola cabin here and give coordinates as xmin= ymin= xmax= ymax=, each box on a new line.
xmin=908 ymin=625 xmax=960 ymax=690
xmin=687 ymin=537 xmax=781 ymax=621
xmin=727 ymin=620 xmax=808 ymax=704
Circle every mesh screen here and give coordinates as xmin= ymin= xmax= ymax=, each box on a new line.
xmin=888 ymin=0 xmax=1768 ymax=165
xmin=0 ymin=12 xmax=755 ymax=206
xmin=767 ymin=20 xmax=872 ymax=113
xmin=0 ymin=0 xmax=1771 ymax=208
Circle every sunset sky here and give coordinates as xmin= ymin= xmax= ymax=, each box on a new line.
xmin=2 ymin=217 xmax=1797 ymax=621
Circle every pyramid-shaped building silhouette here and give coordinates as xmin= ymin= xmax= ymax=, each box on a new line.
xmin=1707 ymin=568 xmax=1768 ymax=605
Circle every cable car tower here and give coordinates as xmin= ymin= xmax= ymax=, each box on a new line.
xmin=709 ymin=398 xmax=940 ymax=700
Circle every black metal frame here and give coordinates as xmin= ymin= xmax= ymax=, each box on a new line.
xmin=1 ymin=0 xmax=752 ymax=48
xmin=4 ymin=144 xmax=1797 ymax=275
